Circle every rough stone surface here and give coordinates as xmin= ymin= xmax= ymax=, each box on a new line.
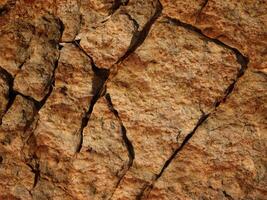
xmin=34 ymin=43 xmax=94 ymax=156
xmin=0 ymin=71 xmax=9 ymax=120
xmin=162 ymin=0 xmax=267 ymax=70
xmin=0 ymin=95 xmax=36 ymax=200
xmin=107 ymin=18 xmax=241 ymax=199
xmin=146 ymin=70 xmax=267 ymax=200
xmin=0 ymin=0 xmax=266 ymax=200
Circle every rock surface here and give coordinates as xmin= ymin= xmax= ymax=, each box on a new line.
xmin=145 ymin=70 xmax=267 ymax=200
xmin=0 ymin=0 xmax=266 ymax=200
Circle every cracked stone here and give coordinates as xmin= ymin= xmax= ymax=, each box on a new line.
xmin=0 ymin=95 xmax=36 ymax=199
xmin=56 ymin=0 xmax=81 ymax=42
xmin=0 ymin=0 xmax=266 ymax=199
xmin=13 ymin=36 xmax=60 ymax=101
xmin=120 ymin=0 xmax=159 ymax=31
xmin=79 ymin=0 xmax=114 ymax=28
xmin=34 ymin=43 xmax=94 ymax=156
xmin=78 ymin=12 xmax=136 ymax=69
xmin=107 ymin=18 xmax=241 ymax=199
xmin=162 ymin=0 xmax=267 ymax=70
xmin=1 ymin=95 xmax=36 ymax=133
xmin=0 ymin=73 xmax=9 ymax=120
xmin=0 ymin=22 xmax=32 ymax=76
xmin=161 ymin=0 xmax=207 ymax=24
xmin=68 ymin=97 xmax=129 ymax=199
xmin=77 ymin=0 xmax=161 ymax=69
xmin=31 ymin=97 xmax=130 ymax=199
xmin=146 ymin=70 xmax=267 ymax=200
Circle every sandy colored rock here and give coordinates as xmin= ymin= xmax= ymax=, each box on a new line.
xmin=68 ymin=97 xmax=129 ymax=199
xmin=31 ymin=97 xmax=130 ymax=199
xmin=0 ymin=71 xmax=9 ymax=120
xmin=13 ymin=14 xmax=62 ymax=101
xmin=161 ymin=0 xmax=206 ymax=24
xmin=107 ymin=18 xmax=242 ymax=199
xmin=77 ymin=0 xmax=161 ymax=69
xmin=161 ymin=0 xmax=267 ymax=70
xmin=196 ymin=0 xmax=267 ymax=70
xmin=146 ymin=70 xmax=267 ymax=200
xmin=0 ymin=0 xmax=266 ymax=199
xmin=34 ymin=43 xmax=94 ymax=156
xmin=78 ymin=12 xmax=136 ymax=69
xmin=56 ymin=0 xmax=81 ymax=42
xmin=0 ymin=95 xmax=36 ymax=199
xmin=79 ymin=0 xmax=113 ymax=28
xmin=120 ymin=0 xmax=160 ymax=30
xmin=0 ymin=22 xmax=32 ymax=76
xmin=1 ymin=95 xmax=36 ymax=134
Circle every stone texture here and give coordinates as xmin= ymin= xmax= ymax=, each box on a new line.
xmin=0 ymin=13 xmax=62 ymax=101
xmin=161 ymin=0 xmax=206 ymax=24
xmin=31 ymin=97 xmax=130 ymax=199
xmin=68 ymin=97 xmax=129 ymax=199
xmin=146 ymin=70 xmax=267 ymax=200
xmin=161 ymin=0 xmax=267 ymax=70
xmin=0 ymin=0 xmax=266 ymax=199
xmin=0 ymin=95 xmax=37 ymax=199
xmin=0 ymin=22 xmax=33 ymax=76
xmin=56 ymin=0 xmax=81 ymax=42
xmin=77 ymin=0 xmax=161 ymax=69
xmin=34 ymin=43 xmax=94 ymax=156
xmin=78 ymin=12 xmax=136 ymax=68
xmin=0 ymin=71 xmax=9 ymax=120
xmin=13 ymin=14 xmax=62 ymax=101
xmin=107 ymin=18 xmax=242 ymax=199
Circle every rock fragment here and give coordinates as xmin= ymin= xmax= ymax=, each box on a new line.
xmin=146 ymin=70 xmax=267 ymax=200
xmin=13 ymin=14 xmax=62 ymax=101
xmin=108 ymin=18 xmax=242 ymax=199
xmin=34 ymin=43 xmax=94 ymax=156
xmin=56 ymin=0 xmax=81 ymax=42
xmin=0 ymin=71 xmax=10 ymax=120
xmin=77 ymin=0 xmax=161 ymax=69
xmin=161 ymin=0 xmax=267 ymax=70
xmin=68 ymin=97 xmax=129 ymax=199
xmin=0 ymin=95 xmax=37 ymax=199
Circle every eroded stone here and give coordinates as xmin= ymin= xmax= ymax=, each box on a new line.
xmin=0 ymin=72 xmax=9 ymax=120
xmin=56 ymin=0 xmax=81 ymax=42
xmin=78 ymin=12 xmax=136 ymax=68
xmin=108 ymin=18 xmax=241 ymax=199
xmin=35 ymin=43 xmax=94 ymax=156
xmin=146 ymin=70 xmax=267 ymax=200
xmin=161 ymin=0 xmax=267 ymax=70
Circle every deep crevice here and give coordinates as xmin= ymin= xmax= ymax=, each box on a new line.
xmin=105 ymin=93 xmax=135 ymax=163
xmin=110 ymin=0 xmax=129 ymax=15
xmin=105 ymin=93 xmax=135 ymax=200
xmin=137 ymin=17 xmax=249 ymax=200
xmin=165 ymin=17 xmax=249 ymax=66
xmin=26 ymin=155 xmax=40 ymax=189
xmin=117 ymin=0 xmax=163 ymax=63
xmin=73 ymin=40 xmax=110 ymax=153
xmin=0 ymin=66 xmax=16 ymax=122
xmin=22 ymin=19 xmax=64 ymax=190
xmin=195 ymin=0 xmax=209 ymax=23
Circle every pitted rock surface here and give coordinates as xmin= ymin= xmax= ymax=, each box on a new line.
xmin=0 ymin=0 xmax=266 ymax=199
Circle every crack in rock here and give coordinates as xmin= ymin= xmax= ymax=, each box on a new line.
xmin=135 ymin=17 xmax=249 ymax=200
xmin=105 ymin=93 xmax=135 ymax=200
xmin=117 ymin=0 xmax=163 ymax=63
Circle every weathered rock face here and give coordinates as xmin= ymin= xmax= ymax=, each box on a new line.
xmin=0 ymin=0 xmax=266 ymax=200
xmin=162 ymin=0 xmax=267 ymax=70
xmin=145 ymin=70 xmax=267 ymax=200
